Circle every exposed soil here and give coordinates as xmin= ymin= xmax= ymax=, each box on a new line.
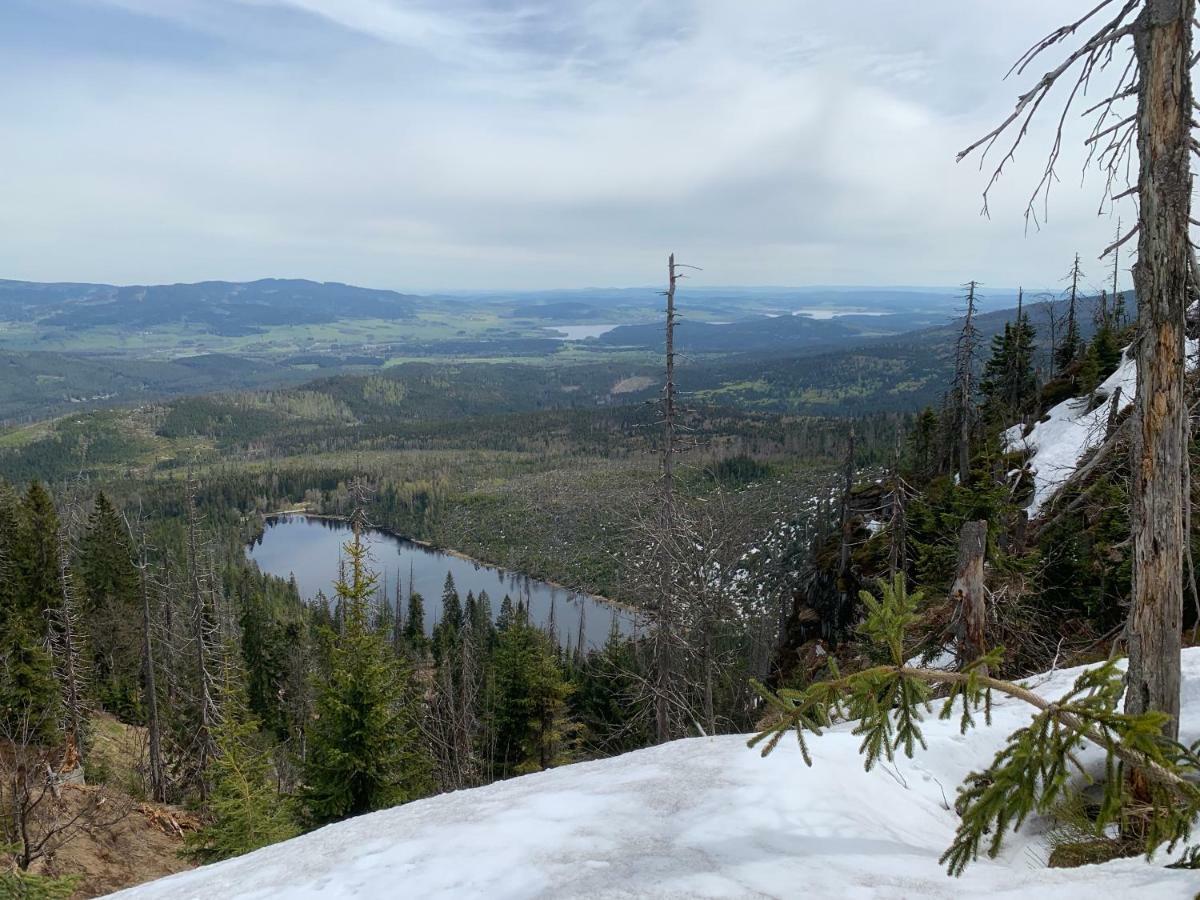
xmin=31 ymin=790 xmax=196 ymax=898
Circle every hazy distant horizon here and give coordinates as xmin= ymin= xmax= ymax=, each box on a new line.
xmin=1 ymin=274 xmax=1052 ymax=301
xmin=1 ymin=2 xmax=1129 ymax=292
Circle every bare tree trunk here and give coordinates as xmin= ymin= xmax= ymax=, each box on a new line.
xmin=701 ymin=625 xmax=714 ymax=736
xmin=1105 ymin=385 xmax=1124 ymax=438
xmin=53 ymin=531 xmax=88 ymax=773
xmin=955 ymin=282 xmax=980 ymax=487
xmin=835 ymin=426 xmax=856 ymax=635
xmin=888 ymin=433 xmax=907 ymax=579
xmin=128 ymin=519 xmax=167 ymax=804
xmin=1125 ymin=0 xmax=1193 ymax=742
xmin=1110 ymin=217 xmax=1123 ymax=328
xmin=185 ymin=480 xmax=219 ymax=803
xmin=952 ymin=520 xmax=988 ymax=671
xmin=662 ymin=253 xmax=678 ymax=504
xmin=654 ymin=253 xmax=681 ymax=745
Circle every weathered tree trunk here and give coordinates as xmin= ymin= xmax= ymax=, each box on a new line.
xmin=701 ymin=625 xmax=715 ymax=736
xmin=888 ymin=434 xmax=907 ymax=579
xmin=836 ymin=426 xmax=856 ymax=634
xmin=185 ymin=484 xmax=218 ymax=803
xmin=54 ymin=533 xmax=88 ymax=772
xmin=132 ymin=529 xmax=167 ymax=804
xmin=1105 ymin=385 xmax=1124 ymax=439
xmin=662 ymin=254 xmax=678 ymax=504
xmin=952 ymin=520 xmax=988 ymax=670
xmin=1125 ymin=0 xmax=1193 ymax=742
xmin=955 ymin=282 xmax=979 ymax=487
xmin=655 ymin=253 xmax=680 ymax=745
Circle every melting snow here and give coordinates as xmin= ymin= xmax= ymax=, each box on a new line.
xmin=110 ymin=652 xmax=1200 ymax=899
xmin=1004 ymin=342 xmax=1197 ymax=515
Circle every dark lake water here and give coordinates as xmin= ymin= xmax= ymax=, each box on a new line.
xmin=248 ymin=515 xmax=630 ymax=649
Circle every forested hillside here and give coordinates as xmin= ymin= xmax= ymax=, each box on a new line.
xmin=4 ymin=252 xmax=1194 ymax=898
xmin=7 ymin=0 xmax=1200 ymax=897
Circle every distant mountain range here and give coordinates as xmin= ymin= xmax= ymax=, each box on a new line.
xmin=0 ymin=278 xmax=417 ymax=336
xmin=0 ymin=276 xmax=1120 ymax=423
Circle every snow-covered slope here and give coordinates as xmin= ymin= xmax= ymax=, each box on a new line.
xmin=110 ymin=653 xmax=1200 ymax=899
xmin=1003 ymin=349 xmax=1136 ymax=515
xmin=1005 ymin=342 xmax=1197 ymax=515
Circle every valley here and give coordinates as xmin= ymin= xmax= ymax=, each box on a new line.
xmin=5 ymin=2 xmax=1199 ymax=898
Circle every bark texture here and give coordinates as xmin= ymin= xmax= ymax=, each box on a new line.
xmin=1125 ymin=0 xmax=1193 ymax=741
xmin=952 ymin=520 xmax=988 ymax=669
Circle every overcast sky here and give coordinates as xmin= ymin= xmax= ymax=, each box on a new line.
xmin=0 ymin=1 xmax=1135 ymax=292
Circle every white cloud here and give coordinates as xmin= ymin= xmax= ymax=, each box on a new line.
xmin=0 ymin=0 xmax=1133 ymax=290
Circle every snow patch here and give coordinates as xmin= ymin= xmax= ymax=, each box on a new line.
xmin=1004 ymin=342 xmax=1197 ymax=515
xmin=111 ymin=652 xmax=1200 ymax=899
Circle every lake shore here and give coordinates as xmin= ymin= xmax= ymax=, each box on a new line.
xmin=258 ymin=508 xmax=638 ymax=616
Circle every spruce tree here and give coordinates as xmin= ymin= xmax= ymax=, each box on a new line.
xmin=492 ymin=619 xmax=572 ymax=776
xmin=16 ymin=481 xmax=62 ymax=635
xmin=572 ymin=618 xmax=649 ymax=755
xmin=0 ymin=482 xmax=60 ymax=740
xmin=440 ymin=573 xmax=463 ymax=634
xmin=1090 ymin=323 xmax=1123 ymax=378
xmin=0 ymin=618 xmax=60 ymax=743
xmin=78 ymin=492 xmax=142 ymax=719
xmin=185 ymin=668 xmax=298 ymax=863
xmin=403 ymin=591 xmax=426 ymax=653
xmin=433 ymin=573 xmax=463 ymax=663
xmin=1055 ymin=254 xmax=1085 ymax=372
xmin=238 ymin=583 xmax=288 ymax=738
xmin=907 ymin=409 xmax=939 ymax=480
xmin=463 ymin=590 xmax=477 ymax=630
xmin=753 ymin=575 xmax=1200 ymax=875
xmin=496 ymin=594 xmax=515 ymax=632
xmin=303 ymin=528 xmax=430 ymax=824
xmin=471 ymin=589 xmax=495 ymax=647
xmin=0 ymin=482 xmax=20 ymax=618
xmin=979 ymin=313 xmax=1037 ymax=424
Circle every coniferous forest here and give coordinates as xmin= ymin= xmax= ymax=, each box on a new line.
xmin=5 ymin=2 xmax=1200 ymax=898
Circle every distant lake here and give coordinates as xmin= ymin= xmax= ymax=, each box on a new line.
xmin=790 ymin=308 xmax=891 ymax=320
xmin=548 ymin=324 xmax=622 ymax=340
xmin=248 ymin=515 xmax=631 ymax=649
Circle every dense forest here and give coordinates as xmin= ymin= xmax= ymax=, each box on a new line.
xmin=8 ymin=0 xmax=1200 ymax=893
xmin=4 ymin=247 xmax=1197 ymax=896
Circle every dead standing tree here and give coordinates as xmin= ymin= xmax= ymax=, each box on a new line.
xmin=835 ymin=426 xmax=857 ymax=628
xmin=887 ymin=434 xmax=912 ymax=579
xmin=123 ymin=509 xmax=167 ymax=804
xmin=1111 ymin=217 xmax=1129 ymax=325
xmin=182 ymin=473 xmax=223 ymax=803
xmin=51 ymin=529 xmax=89 ymax=777
xmin=952 ymin=282 xmax=981 ymax=488
xmin=627 ymin=253 xmax=708 ymax=743
xmin=951 ymin=521 xmax=989 ymax=672
xmin=652 ymin=253 xmax=687 ymax=743
xmin=958 ymin=0 xmax=1194 ymax=740
xmin=1058 ymin=254 xmax=1086 ymax=368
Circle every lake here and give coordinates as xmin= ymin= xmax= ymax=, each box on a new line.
xmin=547 ymin=324 xmax=622 ymax=340
xmin=790 ymin=307 xmax=890 ymax=320
xmin=248 ymin=515 xmax=631 ymax=649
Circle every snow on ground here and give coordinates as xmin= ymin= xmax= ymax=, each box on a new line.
xmin=1003 ymin=349 xmax=1136 ymax=515
xmin=1005 ymin=342 xmax=1198 ymax=515
xmin=110 ymin=652 xmax=1200 ymax=899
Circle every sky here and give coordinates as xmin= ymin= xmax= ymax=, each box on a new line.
xmin=0 ymin=1 xmax=1136 ymax=292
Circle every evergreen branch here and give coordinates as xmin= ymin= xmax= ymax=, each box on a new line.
xmin=752 ymin=575 xmax=1200 ymax=877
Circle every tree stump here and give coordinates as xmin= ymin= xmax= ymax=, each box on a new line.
xmin=952 ymin=520 xmax=988 ymax=671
